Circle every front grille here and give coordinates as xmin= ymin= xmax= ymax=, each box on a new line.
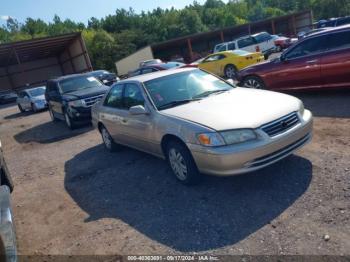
xmin=248 ymin=134 xmax=310 ymax=168
xmin=83 ymin=94 xmax=104 ymax=107
xmin=261 ymin=112 xmax=300 ymax=137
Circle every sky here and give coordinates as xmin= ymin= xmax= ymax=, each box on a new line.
xmin=0 ymin=0 xmax=207 ymax=25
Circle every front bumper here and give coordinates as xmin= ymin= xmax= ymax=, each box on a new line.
xmin=188 ymin=110 xmax=313 ymax=176
xmin=0 ymin=186 xmax=17 ymax=262
xmin=67 ymin=106 xmax=93 ymax=123
xmin=33 ymin=101 xmax=48 ymax=110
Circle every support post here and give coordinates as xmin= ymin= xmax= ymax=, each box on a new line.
xmin=220 ymin=31 xmax=224 ymax=42
xmin=78 ymin=35 xmax=93 ymax=72
xmin=67 ymin=47 xmax=77 ymax=73
xmin=187 ymin=39 xmax=193 ymax=62
xmin=271 ymin=19 xmax=276 ymax=34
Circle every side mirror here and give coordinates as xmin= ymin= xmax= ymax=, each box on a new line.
xmin=129 ymin=105 xmax=148 ymax=115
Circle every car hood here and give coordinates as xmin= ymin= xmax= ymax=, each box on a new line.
xmin=161 ymin=88 xmax=301 ymax=131
xmin=62 ymin=85 xmax=110 ymax=101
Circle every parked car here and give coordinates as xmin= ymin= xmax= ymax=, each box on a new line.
xmin=0 ymin=92 xmax=17 ymax=105
xmin=0 ymin=140 xmax=17 ymax=261
xmin=316 ymin=16 xmax=350 ymax=28
xmin=297 ymin=27 xmax=331 ymax=39
xmin=139 ymin=59 xmax=162 ymax=68
xmin=213 ymin=32 xmax=276 ymax=59
xmin=128 ymin=62 xmax=185 ymax=77
xmin=86 ymin=70 xmax=119 ymax=86
xmin=271 ymin=35 xmax=292 ymax=52
xmin=198 ymin=50 xmax=264 ymax=79
xmin=45 ymin=74 xmax=110 ymax=129
xmin=17 ymin=86 xmax=47 ymax=113
xmin=92 ymin=68 xmax=312 ymax=185
xmin=238 ymin=25 xmax=350 ymax=91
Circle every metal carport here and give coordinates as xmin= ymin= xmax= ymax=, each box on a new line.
xmin=0 ymin=32 xmax=92 ymax=92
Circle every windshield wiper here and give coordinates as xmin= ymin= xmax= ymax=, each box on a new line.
xmin=158 ymin=98 xmax=201 ymax=110
xmin=193 ymin=89 xmax=228 ymax=99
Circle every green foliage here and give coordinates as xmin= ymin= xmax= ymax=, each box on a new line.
xmin=0 ymin=0 xmax=348 ymax=70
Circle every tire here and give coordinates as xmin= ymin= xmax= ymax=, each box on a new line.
xmin=31 ymin=103 xmax=38 ymax=113
xmin=242 ymin=76 xmax=266 ymax=89
xmin=100 ymin=125 xmax=119 ymax=152
xmin=224 ymin=64 xmax=238 ymax=79
xmin=0 ymin=168 xmax=14 ymax=193
xmin=64 ymin=111 xmax=76 ymax=130
xmin=166 ymin=141 xmax=201 ymax=185
xmin=49 ymin=107 xmax=58 ymax=122
xmin=18 ymin=104 xmax=24 ymax=113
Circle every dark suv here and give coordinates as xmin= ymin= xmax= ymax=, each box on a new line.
xmin=45 ymin=74 xmax=110 ymax=129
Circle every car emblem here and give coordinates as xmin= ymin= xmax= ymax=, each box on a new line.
xmin=280 ymin=120 xmax=288 ymax=128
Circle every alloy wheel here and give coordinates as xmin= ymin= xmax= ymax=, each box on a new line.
xmin=168 ymin=148 xmax=188 ymax=181
xmin=244 ymin=78 xmax=262 ymax=89
xmin=225 ymin=65 xmax=237 ymax=79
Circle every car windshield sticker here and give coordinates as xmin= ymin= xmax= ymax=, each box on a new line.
xmin=87 ymin=77 xmax=96 ymax=82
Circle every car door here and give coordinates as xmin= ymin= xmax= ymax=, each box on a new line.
xmin=199 ymin=54 xmax=226 ymax=76
xmin=320 ymin=29 xmax=350 ymax=88
xmin=119 ymin=83 xmax=158 ymax=155
xmin=99 ymin=84 xmax=126 ymax=143
xmin=267 ymin=35 xmax=327 ymax=90
xmin=47 ymin=82 xmax=63 ymax=116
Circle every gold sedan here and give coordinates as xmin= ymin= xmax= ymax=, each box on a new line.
xmin=198 ymin=50 xmax=264 ymax=78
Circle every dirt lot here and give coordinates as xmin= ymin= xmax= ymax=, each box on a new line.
xmin=0 ymin=89 xmax=349 ymax=256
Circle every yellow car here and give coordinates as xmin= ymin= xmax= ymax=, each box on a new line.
xmin=198 ymin=50 xmax=264 ymax=78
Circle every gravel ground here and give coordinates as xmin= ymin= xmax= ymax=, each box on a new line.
xmin=0 ymin=89 xmax=349 ymax=256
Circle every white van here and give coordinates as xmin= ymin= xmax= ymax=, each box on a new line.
xmin=214 ymin=32 xmax=276 ymax=59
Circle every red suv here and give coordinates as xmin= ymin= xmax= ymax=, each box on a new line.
xmin=237 ymin=25 xmax=350 ymax=91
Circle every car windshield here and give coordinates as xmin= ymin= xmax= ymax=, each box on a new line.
xmin=231 ymin=50 xmax=251 ymax=56
xmin=58 ymin=76 xmax=102 ymax=94
xmin=28 ymin=87 xmax=45 ymax=97
xmin=144 ymin=69 xmax=233 ymax=110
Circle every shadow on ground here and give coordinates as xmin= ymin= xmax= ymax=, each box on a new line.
xmin=291 ymin=88 xmax=350 ymax=118
xmin=64 ymin=144 xmax=312 ymax=252
xmin=14 ymin=121 xmax=93 ymax=144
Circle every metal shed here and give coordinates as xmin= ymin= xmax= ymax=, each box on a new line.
xmin=0 ymin=32 xmax=92 ymax=92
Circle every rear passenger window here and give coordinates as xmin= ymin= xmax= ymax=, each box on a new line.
xmin=327 ymin=31 xmax=350 ymax=51
xmin=218 ymin=45 xmax=227 ymax=52
xmin=104 ymin=85 xmax=123 ymax=108
xmin=228 ymin=42 xmax=236 ymax=50
xmin=238 ymin=37 xmax=256 ymax=48
xmin=123 ymin=84 xmax=144 ymax=109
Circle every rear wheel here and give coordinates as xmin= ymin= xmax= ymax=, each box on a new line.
xmin=224 ymin=64 xmax=238 ymax=79
xmin=49 ymin=107 xmax=58 ymax=122
xmin=64 ymin=111 xmax=76 ymax=130
xmin=242 ymin=76 xmax=266 ymax=89
xmin=101 ymin=126 xmax=119 ymax=152
xmin=166 ymin=141 xmax=201 ymax=185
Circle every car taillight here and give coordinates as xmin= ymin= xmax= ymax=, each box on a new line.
xmin=255 ymin=46 xmax=260 ymax=52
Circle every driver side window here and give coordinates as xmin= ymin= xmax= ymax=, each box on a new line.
xmin=123 ymin=84 xmax=145 ymax=109
xmin=285 ymin=36 xmax=326 ymax=60
xmin=204 ymin=54 xmax=225 ymax=62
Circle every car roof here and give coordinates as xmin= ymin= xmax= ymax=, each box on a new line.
xmin=49 ymin=73 xmax=90 ymax=82
xmin=307 ymin=24 xmax=350 ymax=37
xmin=24 ymin=86 xmax=46 ymax=92
xmin=124 ymin=68 xmax=196 ymax=83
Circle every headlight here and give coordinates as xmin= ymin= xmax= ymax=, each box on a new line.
xmin=68 ymin=99 xmax=85 ymax=107
xmin=299 ymin=102 xmax=305 ymax=116
xmin=197 ymin=133 xmax=225 ymax=147
xmin=220 ymin=129 xmax=257 ymax=145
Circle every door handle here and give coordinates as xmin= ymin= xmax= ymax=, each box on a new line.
xmin=121 ymin=118 xmax=127 ymax=123
xmin=306 ymin=60 xmax=318 ymax=64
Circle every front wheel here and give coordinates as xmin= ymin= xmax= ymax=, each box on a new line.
xmin=242 ymin=76 xmax=266 ymax=89
xmin=31 ymin=103 xmax=38 ymax=113
xmin=224 ymin=64 xmax=238 ymax=79
xmin=18 ymin=104 xmax=24 ymax=113
xmin=166 ymin=141 xmax=201 ymax=185
xmin=101 ymin=126 xmax=119 ymax=152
